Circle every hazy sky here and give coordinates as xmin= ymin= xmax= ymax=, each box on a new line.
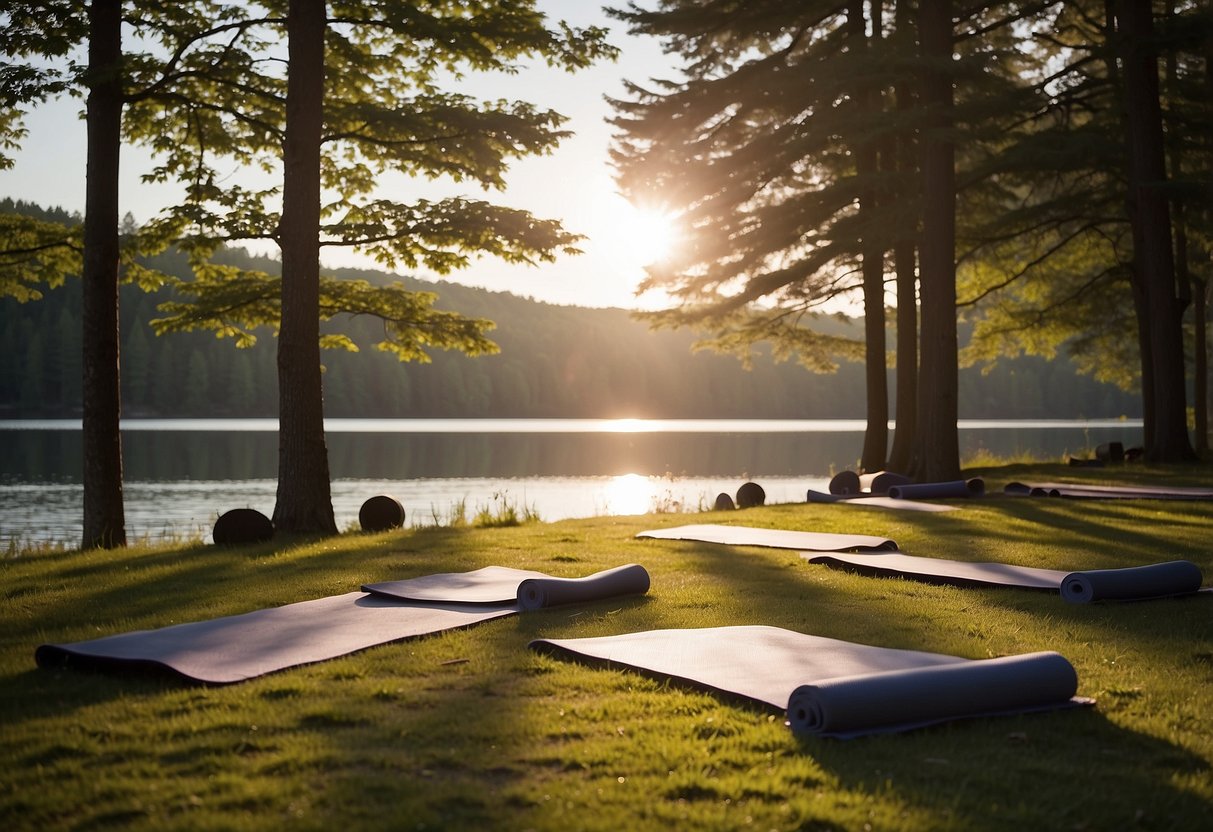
xmin=0 ymin=3 xmax=681 ymax=310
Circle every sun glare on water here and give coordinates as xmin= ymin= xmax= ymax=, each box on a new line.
xmin=602 ymin=473 xmax=658 ymax=516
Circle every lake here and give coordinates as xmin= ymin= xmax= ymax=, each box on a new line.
xmin=0 ymin=418 xmax=1142 ymax=547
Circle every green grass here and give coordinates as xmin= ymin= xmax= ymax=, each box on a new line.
xmin=3 ymin=463 xmax=1213 ymax=830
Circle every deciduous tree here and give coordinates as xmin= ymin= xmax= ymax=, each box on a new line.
xmin=147 ymin=0 xmax=615 ymax=533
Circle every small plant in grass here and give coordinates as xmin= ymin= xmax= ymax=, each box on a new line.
xmin=960 ymin=447 xmax=1052 ymax=469
xmin=473 ymin=492 xmax=540 ymax=528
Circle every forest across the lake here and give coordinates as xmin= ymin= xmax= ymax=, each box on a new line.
xmin=0 ymin=203 xmax=1139 ymax=422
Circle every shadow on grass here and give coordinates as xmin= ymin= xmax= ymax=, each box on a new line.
xmin=623 ymin=532 xmax=1212 ymax=827
xmin=799 ymin=707 xmax=1210 ymax=829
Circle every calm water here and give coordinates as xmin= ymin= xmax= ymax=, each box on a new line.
xmin=0 ymin=418 xmax=1142 ymax=546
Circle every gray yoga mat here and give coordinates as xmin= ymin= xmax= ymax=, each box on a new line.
xmin=1058 ymin=561 xmax=1207 ymax=603
xmin=1005 ymin=481 xmax=1213 ymax=500
xmin=802 ymin=551 xmax=1208 ymax=603
xmin=35 ymin=593 xmax=516 ymax=684
xmin=530 ymin=625 xmax=1090 ymax=738
xmin=636 ymin=523 xmax=898 ymax=552
xmin=363 ymin=564 xmax=651 ymax=609
xmin=887 ymin=478 xmax=985 ymax=499
xmin=38 ymin=565 xmax=651 ymax=684
xmin=805 ymin=490 xmax=956 ymax=512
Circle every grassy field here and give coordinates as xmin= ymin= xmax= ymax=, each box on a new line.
xmin=3 ymin=463 xmax=1212 ymax=831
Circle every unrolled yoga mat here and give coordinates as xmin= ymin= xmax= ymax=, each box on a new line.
xmin=1005 ymin=481 xmax=1213 ymax=500
xmin=801 ymin=551 xmax=1209 ymax=602
xmin=636 ymin=524 xmax=898 ymax=552
xmin=35 ymin=593 xmax=516 ymax=684
xmin=363 ymin=563 xmax=651 ymax=610
xmin=530 ymin=625 xmax=1090 ymax=738
xmin=38 ymin=565 xmax=652 ymax=684
xmin=805 ymin=491 xmax=956 ymax=512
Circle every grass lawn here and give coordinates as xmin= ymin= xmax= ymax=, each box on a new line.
xmin=3 ymin=463 xmax=1212 ymax=830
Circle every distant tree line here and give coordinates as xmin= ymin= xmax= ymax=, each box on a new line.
xmin=0 ymin=223 xmax=1139 ymax=421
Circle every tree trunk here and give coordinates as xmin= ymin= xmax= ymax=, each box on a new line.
xmin=1114 ymin=0 xmax=1194 ymax=461
xmin=888 ymin=240 xmax=918 ymax=473
xmin=274 ymin=0 xmax=337 ymax=535
xmin=853 ymin=0 xmax=888 ymax=471
xmin=81 ymin=0 xmax=125 ymax=549
xmin=909 ymin=0 xmax=960 ymax=482
xmin=886 ymin=0 xmax=918 ymax=475
xmin=1164 ymin=0 xmax=1204 ymax=455
xmin=1196 ymin=281 xmax=1209 ymax=455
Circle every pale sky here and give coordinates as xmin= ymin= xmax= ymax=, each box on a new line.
xmin=0 ymin=3 xmax=681 ymax=310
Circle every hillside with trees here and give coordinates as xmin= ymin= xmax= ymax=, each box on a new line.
xmin=0 ymin=211 xmax=1138 ymax=421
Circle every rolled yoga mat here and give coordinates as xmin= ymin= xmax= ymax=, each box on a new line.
xmin=828 ymin=470 xmax=861 ymax=495
xmin=38 ymin=565 xmax=651 ymax=684
xmin=1058 ymin=560 xmax=1206 ymax=603
xmin=363 ymin=564 xmax=651 ymax=608
xmin=887 ymin=478 xmax=985 ymax=500
xmin=802 ymin=551 xmax=1209 ymax=603
xmin=636 ymin=523 xmax=898 ymax=552
xmin=858 ymin=471 xmax=912 ymax=494
xmin=530 ymin=625 xmax=1090 ymax=739
xmin=1005 ymin=481 xmax=1213 ymax=500
xmin=786 ymin=651 xmax=1081 ymax=737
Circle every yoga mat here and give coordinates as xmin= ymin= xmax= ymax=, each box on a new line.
xmin=805 ymin=490 xmax=956 ymax=512
xmin=39 ymin=565 xmax=652 ymax=684
xmin=802 ymin=551 xmax=1209 ymax=603
xmin=887 ymin=478 xmax=985 ymax=499
xmin=531 ymin=625 xmax=1090 ymax=738
xmin=829 ymin=470 xmax=861 ymax=495
xmin=1059 ymin=560 xmax=1206 ymax=603
xmin=363 ymin=564 xmax=650 ymax=608
xmin=786 ymin=652 xmax=1081 ymax=736
xmin=636 ymin=523 xmax=898 ymax=552
xmin=35 ymin=593 xmax=516 ymax=684
xmin=1005 ymin=481 xmax=1213 ymax=500
xmin=859 ymin=471 xmax=912 ymax=494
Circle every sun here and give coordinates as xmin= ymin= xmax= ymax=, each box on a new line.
xmin=615 ymin=204 xmax=681 ymax=266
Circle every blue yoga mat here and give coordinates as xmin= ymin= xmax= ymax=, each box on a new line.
xmin=887 ymin=478 xmax=985 ymax=499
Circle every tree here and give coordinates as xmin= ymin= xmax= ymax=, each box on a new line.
xmin=909 ymin=0 xmax=960 ymax=482
xmin=610 ymin=2 xmax=1065 ymax=478
xmin=79 ymin=0 xmax=127 ymax=547
xmin=885 ymin=0 xmax=920 ymax=474
xmin=1115 ymin=0 xmax=1195 ymax=461
xmin=146 ymin=0 xmax=615 ymax=534
xmin=609 ymin=1 xmax=909 ymax=471
xmin=2 ymin=1 xmax=265 ymax=547
xmin=955 ymin=1 xmax=1210 ymax=460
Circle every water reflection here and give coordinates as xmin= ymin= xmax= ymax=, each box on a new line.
xmin=1 ymin=427 xmax=868 ymax=481
xmin=603 ymin=474 xmax=657 ymax=515
xmin=0 ymin=419 xmax=1145 ymax=546
xmin=0 ymin=419 xmax=1144 ymax=483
